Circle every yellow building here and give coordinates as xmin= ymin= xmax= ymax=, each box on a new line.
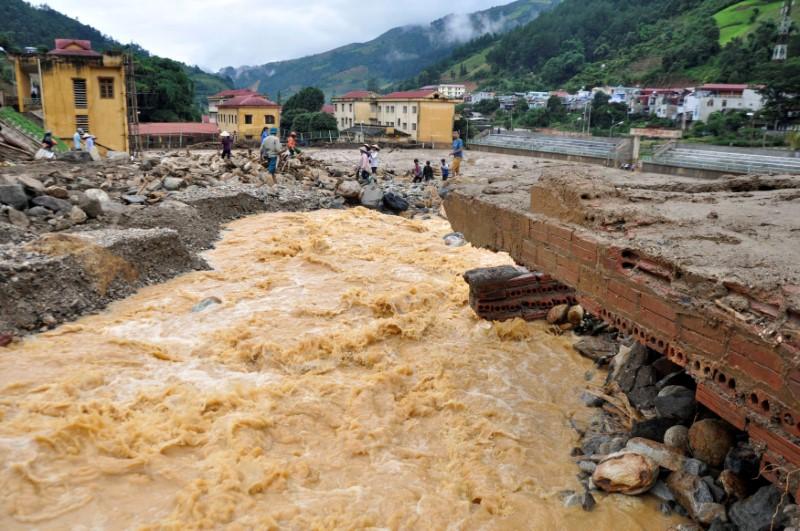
xmin=332 ymin=89 xmax=455 ymax=146
xmin=217 ymin=93 xmax=281 ymax=141
xmin=12 ymin=39 xmax=129 ymax=153
xmin=331 ymin=91 xmax=378 ymax=130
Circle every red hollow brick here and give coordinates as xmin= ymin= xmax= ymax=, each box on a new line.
xmin=529 ymin=220 xmax=547 ymax=243
xmin=549 ymin=224 xmax=574 ymax=242
xmin=608 ymin=279 xmax=641 ymax=304
xmin=572 ymin=234 xmax=598 ymax=265
xmin=537 ymin=246 xmax=557 ymax=273
xmin=696 ymin=383 xmax=747 ymax=430
xmin=640 ymin=292 xmax=678 ymax=321
xmin=640 ymin=308 xmax=679 ymax=338
xmin=521 ymin=239 xmax=539 ymax=268
xmin=730 ymin=333 xmax=784 ymax=374
xmin=750 ymin=424 xmax=800 ymax=468
xmin=680 ymin=328 xmax=727 ymax=359
xmin=729 ymin=352 xmax=783 ymax=391
xmin=607 ymin=290 xmax=639 ymax=319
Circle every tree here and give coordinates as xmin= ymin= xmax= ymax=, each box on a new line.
xmin=309 ymin=112 xmax=338 ymax=132
xmin=276 ymin=90 xmax=282 ymax=104
xmin=367 ymin=78 xmax=379 ymax=93
xmin=473 ymin=98 xmax=501 ymax=114
xmin=291 ymin=112 xmax=313 ymax=133
xmin=459 ymin=63 xmax=468 ymax=77
xmin=135 ymin=56 xmax=199 ymax=122
xmin=756 ymin=58 xmax=800 ymax=126
xmin=283 ymin=87 xmax=324 ymax=113
xmin=282 ymin=108 xmax=310 ymax=131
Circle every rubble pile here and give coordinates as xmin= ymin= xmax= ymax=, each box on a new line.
xmin=572 ymin=333 xmax=799 ymax=529
xmin=0 ymin=150 xmax=447 ymax=244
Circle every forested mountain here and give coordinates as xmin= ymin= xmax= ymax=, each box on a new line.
xmin=220 ymin=0 xmax=560 ymax=98
xmin=0 ymin=0 xmax=234 ymax=120
xmin=397 ymin=0 xmax=799 ymax=94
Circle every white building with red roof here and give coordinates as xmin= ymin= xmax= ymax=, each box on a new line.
xmin=207 ymin=88 xmax=258 ymax=124
xmin=684 ymin=84 xmax=765 ymax=123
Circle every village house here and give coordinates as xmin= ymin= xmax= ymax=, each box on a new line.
xmin=421 ymin=84 xmax=466 ymax=100
xmin=466 ymin=91 xmax=495 ymax=104
xmin=216 ymin=93 xmax=281 ymax=141
xmin=11 ymin=39 xmax=129 ymax=153
xmin=207 ymin=88 xmax=257 ymax=124
xmin=683 ymin=84 xmax=765 ymax=123
xmin=331 ymin=91 xmax=379 ymax=130
xmin=332 ymin=88 xmax=456 ymax=145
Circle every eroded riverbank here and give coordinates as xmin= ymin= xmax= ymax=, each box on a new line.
xmin=0 ymin=208 xmax=683 ymax=529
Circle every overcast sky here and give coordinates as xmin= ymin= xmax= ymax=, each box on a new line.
xmin=41 ymin=0 xmax=509 ymax=72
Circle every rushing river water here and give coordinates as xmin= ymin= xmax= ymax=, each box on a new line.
xmin=0 ymin=209 xmax=683 ymax=529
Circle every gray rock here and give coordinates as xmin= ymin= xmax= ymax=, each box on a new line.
xmin=725 ymin=444 xmax=761 ymax=479
xmin=664 ymin=425 xmax=690 ymax=453
xmin=6 ymin=207 xmax=30 ymax=228
xmin=0 ymin=184 xmax=29 ymax=210
xmin=702 ymin=476 xmax=727 ymax=503
xmin=628 ymin=365 xmax=658 ymax=409
xmin=163 ymin=177 xmax=184 ymax=191
xmin=32 ymin=195 xmax=72 ymax=212
xmin=192 ymin=296 xmax=222 ymax=313
xmin=580 ymin=390 xmax=604 ymax=408
xmin=27 ymin=206 xmax=51 ymax=217
xmin=69 ymin=206 xmax=88 ymax=224
xmin=578 ymin=460 xmax=597 ymax=475
xmin=626 ymin=437 xmax=689 ymax=471
xmin=574 ymin=335 xmax=618 ymax=362
xmin=609 ymin=342 xmax=650 ymax=393
xmin=729 ymin=486 xmax=788 ymax=531
xmin=631 ymin=417 xmax=674 ymax=441
xmin=122 ymin=194 xmax=147 ymax=205
xmin=650 ymin=480 xmax=676 ymax=502
xmin=15 ymin=175 xmax=46 ymax=193
xmin=359 ymin=183 xmax=383 ymax=208
xmin=655 ymin=385 xmax=696 ymax=422
xmin=46 ymin=185 xmax=70 ymax=199
xmin=667 ymin=471 xmax=727 ymax=526
xmin=56 ymin=151 xmax=92 ymax=163
xmin=85 ymin=188 xmax=111 ymax=203
xmin=69 ymin=191 xmax=102 ymax=219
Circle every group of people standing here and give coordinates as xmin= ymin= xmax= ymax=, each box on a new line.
xmin=411 ymin=131 xmax=464 ymax=183
xmin=72 ymin=128 xmax=96 ymax=152
xmin=219 ymin=128 xmax=302 ymax=180
xmin=358 ymin=144 xmax=381 ymax=182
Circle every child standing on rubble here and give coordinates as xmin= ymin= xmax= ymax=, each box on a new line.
xmin=369 ymin=145 xmax=380 ymax=176
xmin=423 ymin=161 xmax=434 ymax=182
xmin=440 ymin=159 xmax=450 ymax=180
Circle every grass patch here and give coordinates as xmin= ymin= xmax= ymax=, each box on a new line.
xmin=0 ymin=107 xmax=68 ymax=151
xmin=714 ymin=0 xmax=786 ymax=45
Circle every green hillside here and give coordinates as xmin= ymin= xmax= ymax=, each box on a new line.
xmin=220 ymin=0 xmax=559 ymax=98
xmin=0 ymin=0 xmax=233 ymax=119
xmin=715 ymin=0 xmax=800 ymax=45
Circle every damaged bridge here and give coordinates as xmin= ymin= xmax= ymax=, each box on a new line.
xmin=445 ymin=163 xmax=800 ymax=497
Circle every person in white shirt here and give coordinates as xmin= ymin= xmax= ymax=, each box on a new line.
xmin=73 ymin=128 xmax=83 ymax=151
xmin=369 ymin=144 xmax=380 ymax=176
xmin=359 ymin=147 xmax=372 ymax=182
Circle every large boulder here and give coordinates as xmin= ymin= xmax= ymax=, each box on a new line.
xmin=666 ymin=471 xmax=727 ymax=525
xmin=655 ymin=385 xmax=696 ymax=422
xmin=664 ymin=425 xmax=690 ymax=453
xmin=337 ymin=180 xmax=361 ymax=199
xmin=592 ymin=451 xmax=659 ymax=495
xmin=729 ymin=486 xmax=788 ymax=531
xmin=69 ymin=191 xmax=102 ymax=219
xmin=689 ymin=419 xmax=735 ymax=468
xmin=32 ymin=195 xmax=72 ymax=212
xmin=360 ymin=183 xmax=383 ymax=209
xmin=0 ymin=184 xmax=29 ymax=210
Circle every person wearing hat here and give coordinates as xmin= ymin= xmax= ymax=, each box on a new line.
xmin=369 ymin=144 xmax=380 ymax=176
xmin=82 ymin=133 xmax=95 ymax=152
xmin=220 ymin=131 xmax=233 ymax=159
xmin=73 ymin=128 xmax=84 ymax=151
xmin=357 ymin=146 xmax=372 ymax=183
xmin=260 ymin=127 xmax=282 ymax=177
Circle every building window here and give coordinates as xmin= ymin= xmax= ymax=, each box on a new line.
xmin=721 ymin=100 xmax=727 ymax=108
xmin=245 ymin=135 xmax=253 ymax=140
xmin=245 ymin=114 xmax=253 ymax=124
xmin=75 ymin=114 xmax=89 ymax=132
xmin=265 ymin=115 xmax=275 ymax=124
xmin=73 ymin=78 xmax=88 ymax=109
xmin=707 ymin=100 xmax=714 ymax=107
xmin=99 ymin=77 xmax=114 ymax=99
xmin=396 ymin=119 xmax=400 ymax=127
xmin=412 ymin=123 xmax=417 ymax=131
xmin=403 ymin=106 xmax=408 ymax=114
xmin=412 ymin=106 xmax=417 ymax=114
xmin=349 ymin=104 xmax=353 ymax=112
xmin=335 ymin=104 xmax=338 ymax=112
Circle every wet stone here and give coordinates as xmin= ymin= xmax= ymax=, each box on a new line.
xmin=655 ymin=385 xmax=696 ymax=422
xmin=32 ymin=195 xmax=72 ymax=212
xmin=725 ymin=444 xmax=761 ymax=479
xmin=689 ymin=419 xmax=734 ymax=468
xmin=664 ymin=425 xmax=690 ymax=453
xmin=729 ymin=485 xmax=788 ymax=531
xmin=0 ymin=184 xmax=29 ymax=210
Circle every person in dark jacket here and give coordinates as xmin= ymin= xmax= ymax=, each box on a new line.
xmin=220 ymin=131 xmax=233 ymax=159
xmin=422 ymin=160 xmax=434 ymax=182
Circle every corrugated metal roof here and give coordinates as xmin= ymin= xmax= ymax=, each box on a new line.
xmin=700 ymin=84 xmax=749 ymax=91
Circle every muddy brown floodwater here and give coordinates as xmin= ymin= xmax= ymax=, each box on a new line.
xmin=0 ymin=208 xmax=684 ymax=529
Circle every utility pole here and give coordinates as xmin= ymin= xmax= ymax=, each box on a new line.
xmin=773 ymin=0 xmax=793 ymax=61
